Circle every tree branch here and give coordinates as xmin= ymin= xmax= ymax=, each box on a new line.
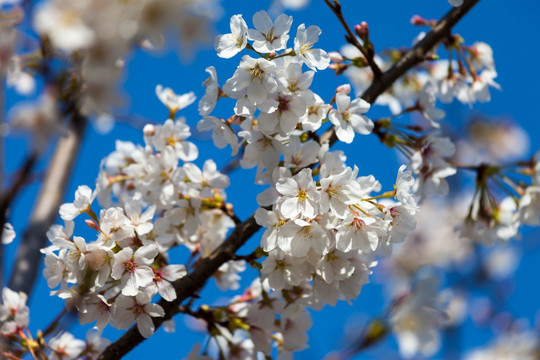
xmin=98 ymin=0 xmax=481 ymax=357
xmin=98 ymin=212 xmax=261 ymax=359
xmin=7 ymin=112 xmax=86 ymax=296
xmin=0 ymin=152 xmax=38 ymax=289
xmin=320 ymin=0 xmax=481 ymax=145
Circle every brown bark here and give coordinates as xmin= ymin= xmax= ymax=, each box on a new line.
xmin=8 ymin=113 xmax=86 ymax=296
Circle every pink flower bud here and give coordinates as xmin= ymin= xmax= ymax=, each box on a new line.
xmin=143 ymin=124 xmax=155 ymax=136
xmin=410 ymin=15 xmax=428 ymax=26
xmin=354 ymin=24 xmax=362 ymax=37
xmin=336 ymin=84 xmax=351 ymax=95
xmin=85 ymin=219 xmax=101 ymax=232
xmin=355 ymin=22 xmax=369 ymax=41
xmin=329 ymin=51 xmax=344 ymax=63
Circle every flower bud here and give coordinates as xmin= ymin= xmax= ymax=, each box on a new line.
xmin=329 ymin=51 xmax=344 ymax=63
xmin=355 ymin=22 xmax=369 ymax=41
xmin=410 ymin=15 xmax=428 ymax=26
xmin=85 ymin=219 xmax=101 ymax=232
xmin=336 ymin=84 xmax=351 ymax=95
xmin=143 ymin=123 xmax=155 ymax=136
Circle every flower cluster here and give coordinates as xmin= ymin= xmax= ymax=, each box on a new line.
xmin=41 ymin=89 xmax=241 ymax=339
xmin=198 ymin=11 xmax=371 ymax=184
xmin=31 ymin=0 xmax=218 ymax=118
xmin=0 ymin=287 xmax=110 ymax=359
xmin=338 ymin=39 xmax=499 ymax=122
xmin=186 ymin=280 xmax=315 ymax=359
xmin=459 ymin=151 xmax=540 ymax=246
xmin=254 ymin=160 xmax=418 ymax=307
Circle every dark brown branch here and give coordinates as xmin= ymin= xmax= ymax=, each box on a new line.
xmin=0 ymin=154 xmax=38 ymax=220
xmin=0 ymin=152 xmax=38 ymax=290
xmin=8 ymin=112 xmax=86 ymax=296
xmin=98 ymin=0 xmax=481 ymax=358
xmin=98 ymin=212 xmax=261 ymax=359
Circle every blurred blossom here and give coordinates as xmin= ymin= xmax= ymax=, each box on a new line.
xmin=34 ymin=1 xmax=96 ymax=52
xmin=94 ymin=113 xmax=115 ymax=134
xmin=7 ymin=56 xmax=35 ymax=95
xmin=2 ymin=223 xmax=15 ymax=244
xmin=441 ymin=289 xmax=468 ymax=326
xmin=384 ymin=197 xmax=473 ymax=293
xmin=31 ymin=0 xmax=219 ymax=119
xmin=277 ymin=0 xmax=310 ymax=10
xmin=10 ymin=92 xmax=60 ymax=150
xmin=484 ymin=246 xmax=520 ymax=280
xmin=456 ymin=117 xmax=529 ymax=164
xmin=470 ymin=297 xmax=493 ymax=325
xmin=465 ymin=328 xmax=540 ymax=360
xmin=389 ymin=269 xmax=446 ymax=358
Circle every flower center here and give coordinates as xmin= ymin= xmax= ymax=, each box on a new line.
xmin=124 ymin=259 xmax=137 ymax=273
xmin=249 ymin=64 xmax=264 ymax=80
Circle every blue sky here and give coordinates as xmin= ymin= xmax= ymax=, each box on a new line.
xmin=4 ymin=0 xmax=540 ymax=358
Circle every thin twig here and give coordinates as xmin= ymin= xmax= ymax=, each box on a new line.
xmin=323 ymin=0 xmax=383 ymax=78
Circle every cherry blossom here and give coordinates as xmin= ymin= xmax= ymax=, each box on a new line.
xmin=48 ymin=332 xmax=86 ymax=360
xmin=111 ymin=245 xmax=158 ymax=296
xmin=0 ymin=288 xmax=29 ymax=335
xmin=112 ymin=293 xmax=165 ymax=338
xmin=328 ymin=93 xmax=374 ymax=143
xmin=225 ymin=55 xmax=277 ymax=106
xmin=294 ymin=24 xmax=330 ymax=71
xmin=215 ymin=14 xmax=248 ymax=58
xmin=155 ymin=85 xmax=196 ymax=115
xmin=275 ymin=168 xmax=320 ymax=219
xmin=34 ymin=2 xmax=95 ymax=51
xmin=247 ymin=10 xmax=292 ymax=53
xmin=59 ymin=185 xmax=96 ymax=221
xmin=198 ymin=66 xmax=219 ymax=116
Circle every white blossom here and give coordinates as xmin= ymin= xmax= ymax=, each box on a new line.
xmin=0 ymin=288 xmax=29 ymax=335
xmin=111 ymin=245 xmax=158 ymax=296
xmin=197 ymin=116 xmax=239 ymax=156
xmin=2 ymin=223 xmax=15 ymax=245
xmin=198 ymin=66 xmax=219 ymax=116
xmin=112 ymin=293 xmax=165 ymax=338
xmin=59 ymin=185 xmax=96 ymax=221
xmin=34 ymin=3 xmax=95 ymax=51
xmin=519 ymin=186 xmax=540 ymax=225
xmin=328 ymin=93 xmax=373 ymax=143
xmin=155 ymin=85 xmax=196 ymax=115
xmin=48 ymin=332 xmax=86 ymax=360
xmin=275 ymin=168 xmax=320 ymax=219
xmin=418 ymin=82 xmax=445 ymax=127
xmin=294 ymin=24 xmax=330 ymax=71
xmin=247 ymin=10 xmax=292 ymax=53
xmin=215 ymin=14 xmax=248 ymax=58
xmin=225 ymin=55 xmax=277 ymax=106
